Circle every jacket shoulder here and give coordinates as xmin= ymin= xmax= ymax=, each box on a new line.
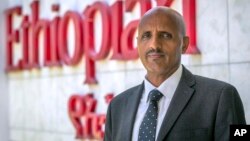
xmin=194 ymin=75 xmax=236 ymax=91
xmin=110 ymin=84 xmax=142 ymax=104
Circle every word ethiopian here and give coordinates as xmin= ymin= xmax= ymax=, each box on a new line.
xmin=5 ymin=0 xmax=198 ymax=84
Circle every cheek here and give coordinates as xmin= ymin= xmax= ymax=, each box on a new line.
xmin=172 ymin=49 xmax=182 ymax=62
xmin=138 ymin=43 xmax=149 ymax=55
xmin=138 ymin=47 xmax=144 ymax=57
xmin=165 ymin=48 xmax=181 ymax=62
xmin=138 ymin=47 xmax=146 ymax=63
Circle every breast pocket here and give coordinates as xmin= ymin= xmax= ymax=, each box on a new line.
xmin=167 ymin=128 xmax=211 ymax=141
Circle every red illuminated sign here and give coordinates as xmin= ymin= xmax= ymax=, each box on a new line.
xmin=5 ymin=0 xmax=198 ymax=85
xmin=68 ymin=93 xmax=114 ymax=139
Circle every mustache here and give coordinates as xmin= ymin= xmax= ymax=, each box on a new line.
xmin=146 ymin=48 xmax=165 ymax=55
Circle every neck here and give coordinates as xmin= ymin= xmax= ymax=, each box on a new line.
xmin=146 ymin=74 xmax=168 ymax=87
xmin=146 ymin=66 xmax=180 ymax=87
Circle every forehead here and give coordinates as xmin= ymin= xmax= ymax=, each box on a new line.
xmin=138 ymin=10 xmax=180 ymax=34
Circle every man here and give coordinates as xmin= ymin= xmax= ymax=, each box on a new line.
xmin=104 ymin=6 xmax=246 ymax=141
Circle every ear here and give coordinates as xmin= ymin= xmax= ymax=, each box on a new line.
xmin=182 ymin=36 xmax=189 ymax=54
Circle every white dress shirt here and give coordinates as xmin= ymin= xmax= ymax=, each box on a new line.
xmin=132 ymin=65 xmax=183 ymax=141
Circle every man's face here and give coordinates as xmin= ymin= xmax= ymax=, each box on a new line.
xmin=137 ymin=11 xmax=188 ymax=77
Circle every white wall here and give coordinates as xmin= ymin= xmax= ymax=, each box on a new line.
xmin=1 ymin=0 xmax=250 ymax=141
xmin=0 ymin=0 xmax=9 ymax=140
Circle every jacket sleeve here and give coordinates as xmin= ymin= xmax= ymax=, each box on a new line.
xmin=214 ymin=84 xmax=246 ymax=141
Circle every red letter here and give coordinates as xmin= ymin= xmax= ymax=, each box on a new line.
xmin=126 ymin=0 xmax=152 ymax=16
xmin=84 ymin=1 xmax=111 ymax=84
xmin=46 ymin=4 xmax=62 ymax=66
xmin=5 ymin=6 xmax=22 ymax=71
xmin=82 ymin=94 xmax=97 ymax=138
xmin=68 ymin=94 xmax=86 ymax=138
xmin=30 ymin=1 xmax=51 ymax=68
xmin=68 ymin=94 xmax=97 ymax=139
xmin=121 ymin=0 xmax=152 ymax=60
xmin=92 ymin=114 xmax=106 ymax=139
xmin=20 ymin=15 xmax=31 ymax=69
xmin=105 ymin=93 xmax=114 ymax=104
xmin=183 ymin=0 xmax=199 ymax=54
xmin=110 ymin=1 xmax=124 ymax=59
xmin=58 ymin=11 xmax=83 ymax=65
xmin=156 ymin=0 xmax=174 ymax=6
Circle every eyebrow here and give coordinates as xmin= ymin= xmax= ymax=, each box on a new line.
xmin=140 ymin=30 xmax=171 ymax=35
xmin=141 ymin=31 xmax=151 ymax=34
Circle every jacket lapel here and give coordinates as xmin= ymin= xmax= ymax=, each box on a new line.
xmin=157 ymin=66 xmax=196 ymax=141
xmin=122 ymin=83 xmax=144 ymax=141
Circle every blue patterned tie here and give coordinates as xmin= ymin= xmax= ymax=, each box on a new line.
xmin=138 ymin=89 xmax=163 ymax=141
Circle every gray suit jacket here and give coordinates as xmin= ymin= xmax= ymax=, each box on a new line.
xmin=104 ymin=66 xmax=246 ymax=141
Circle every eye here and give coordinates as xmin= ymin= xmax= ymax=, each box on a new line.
xmin=160 ymin=32 xmax=172 ymax=39
xmin=141 ymin=32 xmax=151 ymax=40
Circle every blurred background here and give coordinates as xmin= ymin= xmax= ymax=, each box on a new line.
xmin=0 ymin=0 xmax=250 ymax=141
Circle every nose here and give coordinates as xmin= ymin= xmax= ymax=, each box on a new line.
xmin=149 ymin=34 xmax=161 ymax=50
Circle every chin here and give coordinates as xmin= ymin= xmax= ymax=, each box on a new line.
xmin=148 ymin=68 xmax=166 ymax=74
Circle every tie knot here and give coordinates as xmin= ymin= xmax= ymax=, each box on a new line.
xmin=149 ymin=89 xmax=163 ymax=102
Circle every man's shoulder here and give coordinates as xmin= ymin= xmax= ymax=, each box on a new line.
xmin=183 ymin=66 xmax=234 ymax=87
xmin=110 ymin=84 xmax=142 ymax=104
xmin=193 ymin=74 xmax=236 ymax=91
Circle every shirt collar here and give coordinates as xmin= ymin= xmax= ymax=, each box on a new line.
xmin=143 ymin=65 xmax=183 ymax=103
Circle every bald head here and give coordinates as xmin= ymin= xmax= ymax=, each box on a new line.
xmin=138 ymin=6 xmax=186 ymax=36
xmin=137 ymin=7 xmax=190 ymax=86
